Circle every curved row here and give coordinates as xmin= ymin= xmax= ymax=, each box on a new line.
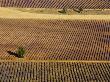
xmin=0 ymin=0 xmax=109 ymax=9
xmin=0 ymin=19 xmax=109 ymax=60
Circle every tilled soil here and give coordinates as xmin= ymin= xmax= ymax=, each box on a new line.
xmin=0 ymin=19 xmax=109 ymax=60
xmin=0 ymin=62 xmax=110 ymax=81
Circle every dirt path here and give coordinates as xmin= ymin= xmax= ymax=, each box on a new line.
xmin=0 ymin=60 xmax=110 ymax=63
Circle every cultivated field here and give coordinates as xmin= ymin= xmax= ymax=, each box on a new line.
xmin=0 ymin=62 xmax=110 ymax=81
xmin=0 ymin=19 xmax=109 ymax=60
xmin=0 ymin=0 xmax=109 ymax=9
xmin=0 ymin=8 xmax=110 ymax=81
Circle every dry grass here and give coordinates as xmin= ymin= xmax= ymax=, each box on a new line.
xmin=0 ymin=8 xmax=110 ymax=19
xmin=15 ymin=8 xmax=110 ymax=15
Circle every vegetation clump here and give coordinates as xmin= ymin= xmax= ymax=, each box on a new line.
xmin=58 ymin=8 xmax=67 ymax=14
xmin=16 ymin=47 xmax=25 ymax=58
xmin=73 ymin=7 xmax=83 ymax=13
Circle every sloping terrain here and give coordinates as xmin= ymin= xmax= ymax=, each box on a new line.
xmin=0 ymin=8 xmax=110 ymax=81
xmin=0 ymin=19 xmax=109 ymax=60
xmin=0 ymin=0 xmax=109 ymax=9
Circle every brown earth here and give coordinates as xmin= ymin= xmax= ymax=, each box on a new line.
xmin=0 ymin=19 xmax=109 ymax=60
xmin=0 ymin=62 xmax=109 ymax=81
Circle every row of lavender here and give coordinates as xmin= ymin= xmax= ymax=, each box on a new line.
xmin=0 ymin=62 xmax=110 ymax=81
xmin=0 ymin=0 xmax=109 ymax=9
xmin=0 ymin=19 xmax=109 ymax=60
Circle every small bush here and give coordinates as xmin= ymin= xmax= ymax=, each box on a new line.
xmin=58 ymin=8 xmax=67 ymax=14
xmin=16 ymin=47 xmax=25 ymax=58
xmin=73 ymin=7 xmax=83 ymax=13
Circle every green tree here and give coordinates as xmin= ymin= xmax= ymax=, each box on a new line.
xmin=16 ymin=47 xmax=25 ymax=58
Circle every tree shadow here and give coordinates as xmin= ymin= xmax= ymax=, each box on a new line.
xmin=7 ymin=51 xmax=18 ymax=57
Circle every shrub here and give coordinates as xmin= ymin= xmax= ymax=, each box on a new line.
xmin=58 ymin=8 xmax=67 ymax=14
xmin=73 ymin=7 xmax=83 ymax=13
xmin=16 ymin=47 xmax=25 ymax=58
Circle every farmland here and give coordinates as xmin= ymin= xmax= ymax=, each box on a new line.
xmin=0 ymin=7 xmax=110 ymax=81
xmin=0 ymin=19 xmax=109 ymax=60
xmin=0 ymin=62 xmax=110 ymax=81
xmin=0 ymin=0 xmax=109 ymax=9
